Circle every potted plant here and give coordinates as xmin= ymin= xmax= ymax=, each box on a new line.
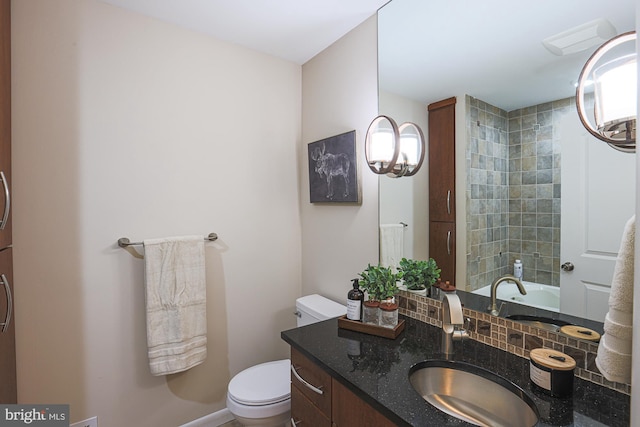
xmin=358 ymin=264 xmax=399 ymax=327
xmin=398 ymin=257 xmax=441 ymax=296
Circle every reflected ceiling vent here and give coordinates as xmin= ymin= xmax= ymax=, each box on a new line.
xmin=542 ymin=19 xmax=617 ymax=56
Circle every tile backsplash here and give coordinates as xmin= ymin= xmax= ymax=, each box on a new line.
xmin=397 ymin=291 xmax=631 ymax=395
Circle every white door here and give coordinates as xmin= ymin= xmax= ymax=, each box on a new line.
xmin=560 ymin=113 xmax=635 ymax=322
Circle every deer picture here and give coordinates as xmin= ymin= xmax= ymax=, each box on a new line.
xmin=310 ymin=143 xmax=350 ymax=199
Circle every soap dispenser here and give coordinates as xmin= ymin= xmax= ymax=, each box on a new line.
xmin=347 ymin=278 xmax=364 ymax=321
xmin=514 ymin=259 xmax=523 ymax=280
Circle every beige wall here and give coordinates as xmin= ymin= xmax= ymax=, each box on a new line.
xmin=378 ymin=90 xmax=429 ymax=261
xmin=12 ymin=0 xmax=302 ymax=425
xmin=300 ymin=16 xmax=379 ymax=304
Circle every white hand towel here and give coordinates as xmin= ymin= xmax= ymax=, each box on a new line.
xmin=380 ymin=224 xmax=404 ymax=270
xmin=607 ymin=215 xmax=635 ymax=314
xmin=144 ymin=235 xmax=207 ymax=376
xmin=602 ymin=312 xmax=633 ymax=355
xmin=595 ymin=336 xmax=632 ymax=384
xmin=596 ymin=214 xmax=635 ymax=384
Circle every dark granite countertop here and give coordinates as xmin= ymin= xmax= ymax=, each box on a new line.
xmin=281 ymin=315 xmax=629 ymax=426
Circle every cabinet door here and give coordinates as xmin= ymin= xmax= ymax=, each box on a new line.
xmin=331 ymin=379 xmax=396 ymax=427
xmin=291 ymin=348 xmax=332 ymax=417
xmin=291 ymin=384 xmax=331 ymax=427
xmin=429 ymin=221 xmax=455 ymax=284
xmin=0 ymin=0 xmax=10 ymax=249
xmin=0 ymin=248 xmax=15 ymax=403
xmin=428 ymin=97 xmax=456 ymax=223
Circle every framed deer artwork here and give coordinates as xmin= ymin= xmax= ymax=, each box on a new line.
xmin=308 ymin=130 xmax=360 ymax=203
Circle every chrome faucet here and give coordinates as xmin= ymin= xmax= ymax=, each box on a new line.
xmin=441 ymin=292 xmax=469 ymax=358
xmin=489 ymin=275 xmax=526 ymax=316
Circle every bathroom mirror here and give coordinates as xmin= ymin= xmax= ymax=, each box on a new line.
xmin=377 ymin=0 xmax=636 ymax=332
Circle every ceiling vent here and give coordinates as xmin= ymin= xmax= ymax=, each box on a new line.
xmin=542 ymin=19 xmax=617 ymax=56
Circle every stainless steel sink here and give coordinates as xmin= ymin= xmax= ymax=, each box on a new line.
xmin=409 ymin=360 xmax=539 ymax=427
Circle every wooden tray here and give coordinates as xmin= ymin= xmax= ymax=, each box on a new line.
xmin=337 ymin=315 xmax=405 ymax=339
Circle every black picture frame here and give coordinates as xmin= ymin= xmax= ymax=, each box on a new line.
xmin=308 ymin=130 xmax=360 ymax=203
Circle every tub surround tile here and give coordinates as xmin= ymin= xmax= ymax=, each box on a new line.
xmin=466 ymin=96 xmax=571 ymax=291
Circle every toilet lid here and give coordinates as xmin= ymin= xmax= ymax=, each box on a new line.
xmin=228 ymin=359 xmax=291 ymax=406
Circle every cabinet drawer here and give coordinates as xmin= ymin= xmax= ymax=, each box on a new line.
xmin=291 ymin=383 xmax=331 ymax=427
xmin=291 ymin=347 xmax=332 ymax=416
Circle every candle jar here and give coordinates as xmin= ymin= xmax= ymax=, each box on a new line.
xmin=362 ymin=300 xmax=380 ymax=325
xmin=378 ymin=298 xmax=399 ymax=328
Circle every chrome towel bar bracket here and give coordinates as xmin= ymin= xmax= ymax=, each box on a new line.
xmin=118 ymin=232 xmax=218 ymax=248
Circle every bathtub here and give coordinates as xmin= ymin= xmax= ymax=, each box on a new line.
xmin=472 ymin=281 xmax=559 ymax=312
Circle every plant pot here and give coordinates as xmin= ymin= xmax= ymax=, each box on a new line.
xmin=407 ymin=287 xmax=427 ymax=297
xmin=378 ymin=299 xmax=399 ymax=328
xmin=363 ymin=300 xmax=380 ymax=325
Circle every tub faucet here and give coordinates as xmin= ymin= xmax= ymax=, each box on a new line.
xmin=489 ymin=275 xmax=526 ymax=316
xmin=441 ymin=292 xmax=469 ymax=358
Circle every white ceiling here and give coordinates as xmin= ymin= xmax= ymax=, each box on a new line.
xmin=99 ymin=0 xmax=636 ymax=111
xmin=99 ymin=0 xmax=389 ymax=64
xmin=379 ymin=0 xmax=637 ymax=111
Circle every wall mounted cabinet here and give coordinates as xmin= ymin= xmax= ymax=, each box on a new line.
xmin=428 ymin=97 xmax=456 ymax=284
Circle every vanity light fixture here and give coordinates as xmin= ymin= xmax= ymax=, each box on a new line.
xmin=576 ymin=31 xmax=636 ymax=153
xmin=365 ymin=115 xmax=425 ymax=177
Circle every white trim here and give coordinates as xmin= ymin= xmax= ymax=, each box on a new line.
xmin=179 ymin=408 xmax=234 ymax=427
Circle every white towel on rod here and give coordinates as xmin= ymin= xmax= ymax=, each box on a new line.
xmin=380 ymin=224 xmax=404 ymax=270
xmin=144 ymin=235 xmax=207 ymax=376
xmin=596 ymin=214 xmax=635 ymax=384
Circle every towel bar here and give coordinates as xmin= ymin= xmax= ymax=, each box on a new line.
xmin=118 ymin=233 xmax=218 ymax=248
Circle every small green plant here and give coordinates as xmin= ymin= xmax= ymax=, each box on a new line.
xmin=358 ymin=264 xmax=399 ymax=301
xmin=398 ymin=258 xmax=441 ymax=291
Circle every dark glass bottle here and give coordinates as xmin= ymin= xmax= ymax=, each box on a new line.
xmin=347 ymin=278 xmax=364 ymax=321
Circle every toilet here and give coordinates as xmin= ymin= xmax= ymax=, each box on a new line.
xmin=226 ymin=294 xmax=346 ymax=426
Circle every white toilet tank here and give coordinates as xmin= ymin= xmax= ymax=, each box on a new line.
xmin=295 ymin=294 xmax=346 ymax=327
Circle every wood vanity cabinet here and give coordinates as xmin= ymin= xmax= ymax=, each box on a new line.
xmin=428 ymin=97 xmax=456 ymax=284
xmin=0 ymin=248 xmax=15 ymax=402
xmin=291 ymin=347 xmax=332 ymax=426
xmin=0 ymin=0 xmax=16 ymax=404
xmin=290 ymin=347 xmax=395 ymax=427
xmin=331 ymin=379 xmax=396 ymax=427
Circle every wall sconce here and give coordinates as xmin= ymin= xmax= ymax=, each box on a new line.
xmin=365 ymin=115 xmax=425 ymax=177
xmin=576 ymin=31 xmax=637 ymax=153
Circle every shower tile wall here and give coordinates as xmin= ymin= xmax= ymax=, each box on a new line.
xmin=466 ymin=95 xmax=572 ymax=291
xmin=466 ymin=96 xmax=509 ymax=290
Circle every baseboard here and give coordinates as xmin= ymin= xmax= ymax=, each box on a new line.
xmin=179 ymin=408 xmax=234 ymax=427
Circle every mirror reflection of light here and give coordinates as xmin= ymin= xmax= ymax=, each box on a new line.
xmin=400 ymin=134 xmax=419 ymax=166
xmin=594 ymin=54 xmax=637 ymax=127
